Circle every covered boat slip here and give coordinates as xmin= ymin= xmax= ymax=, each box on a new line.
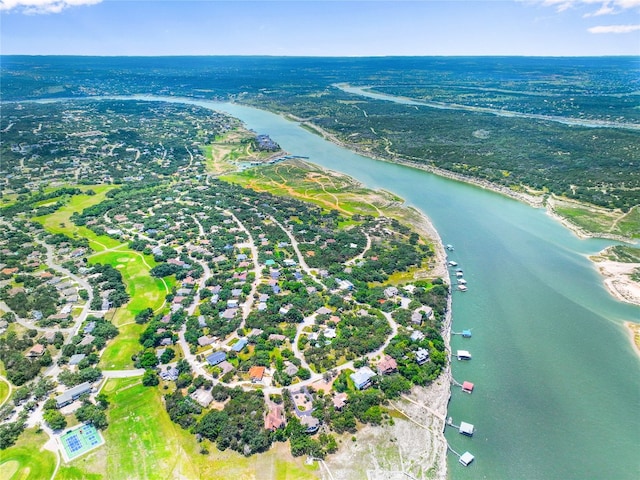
xmin=459 ymin=421 xmax=475 ymax=436
xmin=459 ymin=451 xmax=475 ymax=466
xmin=456 ymin=350 xmax=472 ymax=360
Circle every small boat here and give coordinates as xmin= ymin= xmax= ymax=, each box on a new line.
xmin=458 ymin=279 xmax=467 ymax=285
xmin=446 ymin=244 xmax=454 ymax=251
xmin=458 ymin=285 xmax=468 ymax=292
xmin=456 ymin=271 xmax=464 ymax=277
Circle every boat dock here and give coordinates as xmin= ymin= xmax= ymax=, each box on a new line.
xmin=456 ymin=349 xmax=472 ymax=360
xmin=452 ymin=329 xmax=472 ymax=337
xmin=447 ymin=417 xmax=475 ymax=436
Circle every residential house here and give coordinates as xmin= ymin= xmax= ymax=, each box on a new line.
xmin=332 ymin=392 xmax=348 ymax=410
xmin=415 ymin=348 xmax=430 ymax=365
xmin=248 ymin=365 xmax=265 ymax=383
xmin=265 ymin=405 xmax=286 ymax=431
xmin=27 ymin=344 xmax=46 ymax=358
xmin=206 ymin=351 xmax=227 ymax=366
xmin=231 ymin=338 xmax=248 ymax=352
xmin=350 ymin=366 xmax=376 ymax=390
xmin=377 ymin=355 xmax=398 ymax=375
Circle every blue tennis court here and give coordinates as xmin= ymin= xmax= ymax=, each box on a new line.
xmin=60 ymin=423 xmax=104 ymax=460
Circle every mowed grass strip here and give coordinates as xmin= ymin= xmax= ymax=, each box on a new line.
xmin=73 ymin=378 xmax=318 ymax=479
xmin=0 ymin=429 xmax=57 ymax=480
xmin=0 ymin=376 xmax=11 ymax=407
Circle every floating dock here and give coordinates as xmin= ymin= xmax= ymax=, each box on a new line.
xmin=457 ymin=284 xmax=468 ymax=291
xmin=461 ymin=329 xmax=472 ymax=338
xmin=448 ymin=260 xmax=458 ymax=267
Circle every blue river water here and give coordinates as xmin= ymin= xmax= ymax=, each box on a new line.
xmin=206 ymin=100 xmax=640 ymax=480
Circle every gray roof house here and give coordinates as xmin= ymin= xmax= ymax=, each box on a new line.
xmin=55 ymin=382 xmax=92 ymax=408
xmin=206 ymin=351 xmax=227 ymax=366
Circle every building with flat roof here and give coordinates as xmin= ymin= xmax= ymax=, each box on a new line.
xmin=55 ymin=382 xmax=92 ymax=408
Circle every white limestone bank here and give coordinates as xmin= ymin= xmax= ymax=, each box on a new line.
xmin=324 ymin=213 xmax=452 ymax=480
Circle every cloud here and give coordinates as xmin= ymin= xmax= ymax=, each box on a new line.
xmin=0 ymin=0 xmax=102 ymax=14
xmin=583 ymin=2 xmax=616 ymax=16
xmin=588 ymin=23 xmax=640 ymax=32
xmin=527 ymin=0 xmax=640 ymax=15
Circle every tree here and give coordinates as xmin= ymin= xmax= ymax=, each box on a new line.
xmin=142 ymin=369 xmax=160 ymax=387
xmin=138 ymin=349 xmax=159 ymax=369
xmin=160 ymin=348 xmax=176 ymax=364
xmin=43 ymin=409 xmax=67 ymax=430
xmin=76 ymin=403 xmax=108 ymax=430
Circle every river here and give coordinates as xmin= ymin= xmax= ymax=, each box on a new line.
xmin=36 ymin=95 xmax=640 ymax=478
xmin=205 ymin=99 xmax=640 ymax=480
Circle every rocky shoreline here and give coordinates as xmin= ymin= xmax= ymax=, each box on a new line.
xmin=324 ymin=214 xmax=453 ymax=480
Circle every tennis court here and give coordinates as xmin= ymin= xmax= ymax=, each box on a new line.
xmin=59 ymin=423 xmax=104 ymax=461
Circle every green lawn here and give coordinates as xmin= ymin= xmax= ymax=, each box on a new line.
xmin=0 ymin=429 xmax=57 ymax=480
xmin=0 ymin=381 xmax=10 ymax=409
xmin=88 ymin=249 xmax=168 ymax=313
xmin=92 ymin=248 xmax=172 ymax=370
xmin=71 ymin=378 xmax=319 ymax=479
xmin=553 ymin=200 xmax=640 ymax=239
xmin=98 ymin=320 xmax=144 ymax=370
xmin=32 ymin=185 xmax=121 ymax=252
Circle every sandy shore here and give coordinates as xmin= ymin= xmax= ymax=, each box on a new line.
xmin=590 ymin=247 xmax=640 ymax=307
xmin=624 ymin=322 xmax=640 ymax=359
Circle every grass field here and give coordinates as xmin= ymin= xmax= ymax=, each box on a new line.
xmin=0 ymin=376 xmax=10 ymax=407
xmin=0 ymin=428 xmax=57 ymax=480
xmin=552 ymin=198 xmax=640 ymax=239
xmin=69 ymin=378 xmax=319 ymax=479
xmin=91 ymin=248 xmax=172 ymax=370
xmin=32 ymin=185 xmax=172 ymax=370
xmin=32 ymin=185 xmax=121 ymax=252
xmin=223 ymin=160 xmax=394 ymax=218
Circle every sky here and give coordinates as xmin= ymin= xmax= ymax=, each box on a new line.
xmin=0 ymin=0 xmax=639 ymax=56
